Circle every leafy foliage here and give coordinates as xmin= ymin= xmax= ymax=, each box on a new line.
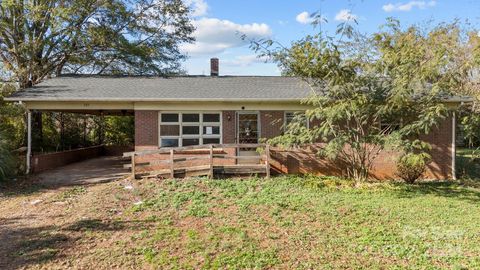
xmin=461 ymin=112 xmax=480 ymax=147
xmin=396 ymin=153 xmax=431 ymax=184
xmin=0 ymin=83 xmax=25 ymax=180
xmin=0 ymin=132 xmax=14 ymax=181
xmin=0 ymin=0 xmax=192 ymax=167
xmin=104 ymin=116 xmax=135 ymax=146
xmin=254 ymin=19 xmax=456 ymax=181
xmin=0 ymin=0 xmax=195 ymax=87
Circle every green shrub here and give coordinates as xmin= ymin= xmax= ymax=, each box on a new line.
xmin=0 ymin=134 xmax=14 ymax=181
xmin=396 ymin=153 xmax=431 ymax=184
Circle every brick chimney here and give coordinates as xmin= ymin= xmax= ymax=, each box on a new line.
xmin=210 ymin=58 xmax=219 ymax=76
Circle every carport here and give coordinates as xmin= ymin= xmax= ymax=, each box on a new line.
xmin=5 ymin=90 xmax=135 ymax=174
xmin=22 ymin=107 xmax=133 ymax=174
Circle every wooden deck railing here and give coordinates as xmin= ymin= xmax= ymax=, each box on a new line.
xmin=123 ymin=144 xmax=271 ymax=179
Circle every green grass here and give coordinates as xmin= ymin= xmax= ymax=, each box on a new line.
xmin=124 ymin=176 xmax=480 ymax=269
xmin=55 ymin=186 xmax=87 ymax=201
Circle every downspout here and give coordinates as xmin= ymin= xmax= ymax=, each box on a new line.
xmin=451 ymin=111 xmax=456 ymax=180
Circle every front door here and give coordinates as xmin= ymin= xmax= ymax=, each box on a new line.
xmin=237 ymin=113 xmax=260 ymax=164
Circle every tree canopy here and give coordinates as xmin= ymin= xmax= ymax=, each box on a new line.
xmin=0 ymin=0 xmax=195 ymax=87
xmin=251 ymin=19 xmax=478 ymax=181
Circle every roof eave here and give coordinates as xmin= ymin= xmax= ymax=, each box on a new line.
xmin=4 ymin=97 xmax=306 ymax=102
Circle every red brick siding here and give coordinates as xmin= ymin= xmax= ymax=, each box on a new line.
xmin=422 ymin=116 xmax=453 ymax=179
xmin=104 ymin=145 xmax=134 ymax=156
xmin=133 ymin=110 xmax=453 ymax=180
xmin=31 ymin=145 xmax=133 ymax=174
xmin=260 ymin=111 xmax=284 ymax=139
xmin=31 ymin=146 xmax=104 ymax=173
xmin=135 ymin=111 xmax=158 ymax=151
xmin=270 ymin=116 xmax=454 ymax=180
xmin=222 ymin=111 xmax=236 ymax=143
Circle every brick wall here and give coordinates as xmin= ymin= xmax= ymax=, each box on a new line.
xmin=104 ymin=145 xmax=134 ymax=156
xmin=135 ymin=111 xmax=158 ymax=151
xmin=31 ymin=146 xmax=104 ymax=173
xmin=270 ymin=116 xmax=454 ymax=180
xmin=260 ymin=111 xmax=284 ymax=139
xmin=422 ymin=116 xmax=453 ymax=179
xmin=222 ymin=111 xmax=236 ymax=143
xmin=30 ymin=145 xmax=133 ymax=173
xmin=132 ymin=110 xmax=453 ymax=180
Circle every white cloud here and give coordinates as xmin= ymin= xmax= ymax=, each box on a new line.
xmin=180 ymin=18 xmax=272 ymax=56
xmin=296 ymin=11 xmax=315 ymax=24
xmin=223 ymin=55 xmax=270 ymax=67
xmin=184 ymin=0 xmax=208 ymax=17
xmin=334 ymin=9 xmax=358 ymax=22
xmin=382 ymin=1 xmax=436 ymax=12
xmin=296 ymin=11 xmax=328 ymax=25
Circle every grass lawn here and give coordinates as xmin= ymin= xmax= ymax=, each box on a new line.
xmin=1 ymin=176 xmax=479 ymax=269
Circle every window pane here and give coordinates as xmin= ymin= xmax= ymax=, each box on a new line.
xmin=380 ymin=123 xmax=400 ymax=134
xmin=183 ymin=113 xmax=199 ymax=122
xmin=203 ymin=138 xmax=220 ymax=144
xmin=182 ymin=126 xmax=200 ymax=135
xmin=183 ymin=138 xmax=200 ymax=146
xmin=285 ymin=112 xmax=307 ymax=128
xmin=203 ymin=113 xmax=220 ymax=122
xmin=160 ymin=125 xmax=179 ymax=136
xmin=203 ymin=126 xmax=220 ymax=135
xmin=161 ymin=138 xmax=179 ymax=147
xmin=285 ymin=112 xmax=295 ymax=125
xmin=161 ymin=113 xmax=178 ymax=122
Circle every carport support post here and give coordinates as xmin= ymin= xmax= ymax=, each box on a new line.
xmin=452 ymin=111 xmax=456 ymax=180
xmin=26 ymin=111 xmax=32 ymax=174
xmin=131 ymin=153 xmax=136 ymax=179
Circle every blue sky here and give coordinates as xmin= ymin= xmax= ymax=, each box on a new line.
xmin=181 ymin=0 xmax=480 ymax=76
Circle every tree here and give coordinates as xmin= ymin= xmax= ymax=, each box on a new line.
xmin=0 ymin=0 xmax=195 ymax=152
xmin=0 ymin=0 xmax=195 ymax=87
xmin=0 ymin=83 xmax=25 ymax=180
xmin=252 ymin=19 xmax=454 ymax=181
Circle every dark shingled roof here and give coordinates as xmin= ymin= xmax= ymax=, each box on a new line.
xmin=6 ymin=75 xmax=314 ymax=102
xmin=5 ymin=75 xmax=472 ymax=103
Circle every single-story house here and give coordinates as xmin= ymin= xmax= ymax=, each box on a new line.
xmin=5 ymin=59 xmax=470 ymax=179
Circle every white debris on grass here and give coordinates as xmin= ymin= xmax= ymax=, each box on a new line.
xmin=133 ymin=201 xmax=143 ymax=206
xmin=30 ymin=199 xmax=43 ymax=205
xmin=124 ymin=185 xmax=134 ymax=190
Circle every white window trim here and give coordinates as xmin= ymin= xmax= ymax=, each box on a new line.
xmin=159 ymin=111 xmax=222 ymax=148
xmin=284 ymin=111 xmax=310 ymax=130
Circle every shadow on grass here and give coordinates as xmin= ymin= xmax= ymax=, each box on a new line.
xmin=0 ymin=180 xmax=47 ymax=198
xmin=394 ymin=181 xmax=480 ymax=204
xmin=64 ymin=218 xmax=156 ymax=232
xmin=0 ymin=217 xmax=157 ymax=270
xmin=0 ymin=218 xmax=69 ymax=270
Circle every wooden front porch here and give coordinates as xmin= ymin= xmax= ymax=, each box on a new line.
xmin=123 ymin=144 xmax=271 ymax=179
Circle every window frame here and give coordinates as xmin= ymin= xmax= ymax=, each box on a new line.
xmin=379 ymin=118 xmax=402 ymax=134
xmin=284 ymin=111 xmax=310 ymax=131
xmin=159 ymin=111 xmax=222 ymax=148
